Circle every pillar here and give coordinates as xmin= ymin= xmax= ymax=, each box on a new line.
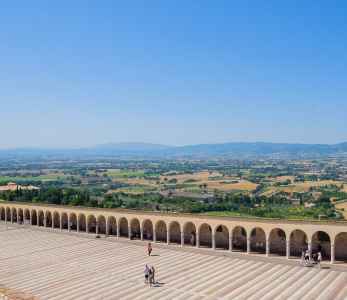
xmin=247 ymin=237 xmax=251 ymax=254
xmin=52 ymin=217 xmax=54 ymax=230
xmin=96 ymin=222 xmax=99 ymax=235
xmin=43 ymin=216 xmax=47 ymax=228
xmin=196 ymin=234 xmax=200 ymax=248
xmin=105 ymin=220 xmax=109 ymax=237
xmin=307 ymin=241 xmax=312 ymax=260
xmin=266 ymin=238 xmax=270 ymax=257
xmin=37 ymin=214 xmax=39 ymax=226
xmin=116 ymin=226 xmax=120 ymax=239
xmin=181 ymin=231 xmax=184 ymax=247
xmin=153 ymin=231 xmax=157 ymax=243
xmin=166 ymin=230 xmax=170 ymax=245
xmin=60 ymin=215 xmax=63 ymax=231
xmin=286 ymin=240 xmax=290 ymax=259
xmin=10 ymin=211 xmax=13 ymax=223
xmin=68 ymin=216 xmax=71 ymax=232
xmin=212 ymin=233 xmax=216 ymax=250
xmin=128 ymin=226 xmax=131 ymax=239
xmin=140 ymin=227 xmax=144 ymax=241
xmin=331 ymin=243 xmax=335 ymax=264
xmin=4 ymin=209 xmax=7 ymax=224
xmin=77 ymin=218 xmax=80 ymax=233
xmin=229 ymin=230 xmax=233 ymax=251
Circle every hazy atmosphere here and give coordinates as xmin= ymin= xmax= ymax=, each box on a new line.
xmin=1 ymin=1 xmax=347 ymax=148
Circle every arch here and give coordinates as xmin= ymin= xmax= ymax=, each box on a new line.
xmin=335 ymin=232 xmax=347 ymax=263
xmin=69 ymin=213 xmax=77 ymax=231
xmin=31 ymin=210 xmax=37 ymax=225
xmin=97 ymin=215 xmax=106 ymax=235
xmin=183 ymin=222 xmax=196 ymax=246
xmin=45 ymin=211 xmax=52 ymax=227
xmin=215 ymin=225 xmax=229 ymax=250
xmin=61 ymin=212 xmax=68 ymax=230
xmin=269 ymin=228 xmax=286 ymax=256
xmin=250 ymin=227 xmax=266 ymax=253
xmin=312 ymin=231 xmax=331 ymax=260
xmin=130 ymin=218 xmax=140 ymax=239
xmin=0 ymin=207 xmax=5 ymax=221
xmin=6 ymin=207 xmax=11 ymax=222
xmin=18 ymin=208 xmax=24 ymax=224
xmin=11 ymin=208 xmax=17 ymax=223
xmin=53 ymin=211 xmax=60 ymax=229
xmin=290 ymin=229 xmax=308 ymax=257
xmin=155 ymin=220 xmax=167 ymax=243
xmin=107 ymin=216 xmax=117 ymax=236
xmin=38 ymin=210 xmax=45 ymax=226
xmin=169 ymin=221 xmax=181 ymax=244
xmin=199 ymin=223 xmax=212 ymax=248
xmin=87 ymin=215 xmax=97 ymax=233
xmin=142 ymin=219 xmax=153 ymax=241
xmin=78 ymin=214 xmax=86 ymax=232
xmin=24 ymin=209 xmax=31 ymax=224
xmin=232 ymin=226 xmax=247 ymax=251
xmin=119 ymin=217 xmax=129 ymax=238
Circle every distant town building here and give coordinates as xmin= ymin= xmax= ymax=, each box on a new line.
xmin=0 ymin=182 xmax=39 ymax=192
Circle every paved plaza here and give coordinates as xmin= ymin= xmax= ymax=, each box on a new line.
xmin=0 ymin=225 xmax=347 ymax=300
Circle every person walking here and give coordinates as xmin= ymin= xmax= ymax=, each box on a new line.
xmin=147 ymin=242 xmax=152 ymax=256
xmin=148 ymin=267 xmax=153 ymax=287
xmin=144 ymin=264 xmax=150 ymax=284
xmin=150 ymin=266 xmax=156 ymax=285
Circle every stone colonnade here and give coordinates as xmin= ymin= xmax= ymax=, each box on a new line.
xmin=1 ymin=203 xmax=347 ymax=264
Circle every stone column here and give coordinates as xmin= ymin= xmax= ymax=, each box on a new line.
xmin=52 ymin=218 xmax=54 ymax=230
xmin=105 ymin=220 xmax=109 ymax=237
xmin=43 ymin=217 xmax=47 ymax=228
xmin=247 ymin=237 xmax=251 ymax=254
xmin=229 ymin=230 xmax=233 ymax=251
xmin=77 ymin=219 xmax=80 ymax=233
xmin=37 ymin=214 xmax=39 ymax=226
xmin=68 ymin=215 xmax=71 ymax=232
xmin=128 ymin=226 xmax=131 ymax=239
xmin=307 ymin=241 xmax=312 ymax=260
xmin=140 ymin=227 xmax=144 ymax=241
xmin=331 ymin=243 xmax=335 ymax=264
xmin=181 ymin=231 xmax=184 ymax=247
xmin=60 ymin=215 xmax=63 ymax=231
xmin=286 ymin=240 xmax=290 ymax=259
xmin=96 ymin=222 xmax=99 ymax=235
xmin=10 ymin=211 xmax=13 ymax=223
xmin=266 ymin=238 xmax=270 ymax=257
xmin=17 ymin=211 xmax=19 ymax=224
xmin=166 ymin=230 xmax=170 ymax=245
xmin=196 ymin=234 xmax=200 ymax=248
xmin=116 ymin=226 xmax=120 ymax=239
xmin=153 ymin=231 xmax=157 ymax=243
xmin=4 ymin=209 xmax=7 ymax=224
xmin=212 ymin=233 xmax=216 ymax=250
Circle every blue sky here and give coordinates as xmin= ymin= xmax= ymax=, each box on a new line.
xmin=1 ymin=1 xmax=347 ymax=148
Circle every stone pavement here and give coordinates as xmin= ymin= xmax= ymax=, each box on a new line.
xmin=0 ymin=225 xmax=346 ymax=300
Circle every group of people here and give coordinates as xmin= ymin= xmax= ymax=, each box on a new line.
xmin=301 ymin=249 xmax=322 ymax=268
xmin=144 ymin=264 xmax=156 ymax=286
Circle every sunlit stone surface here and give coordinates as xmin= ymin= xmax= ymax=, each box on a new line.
xmin=0 ymin=225 xmax=347 ymax=300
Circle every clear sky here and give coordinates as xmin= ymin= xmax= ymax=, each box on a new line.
xmin=1 ymin=1 xmax=347 ymax=148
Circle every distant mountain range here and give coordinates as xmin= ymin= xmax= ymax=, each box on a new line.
xmin=1 ymin=142 xmax=347 ymax=159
